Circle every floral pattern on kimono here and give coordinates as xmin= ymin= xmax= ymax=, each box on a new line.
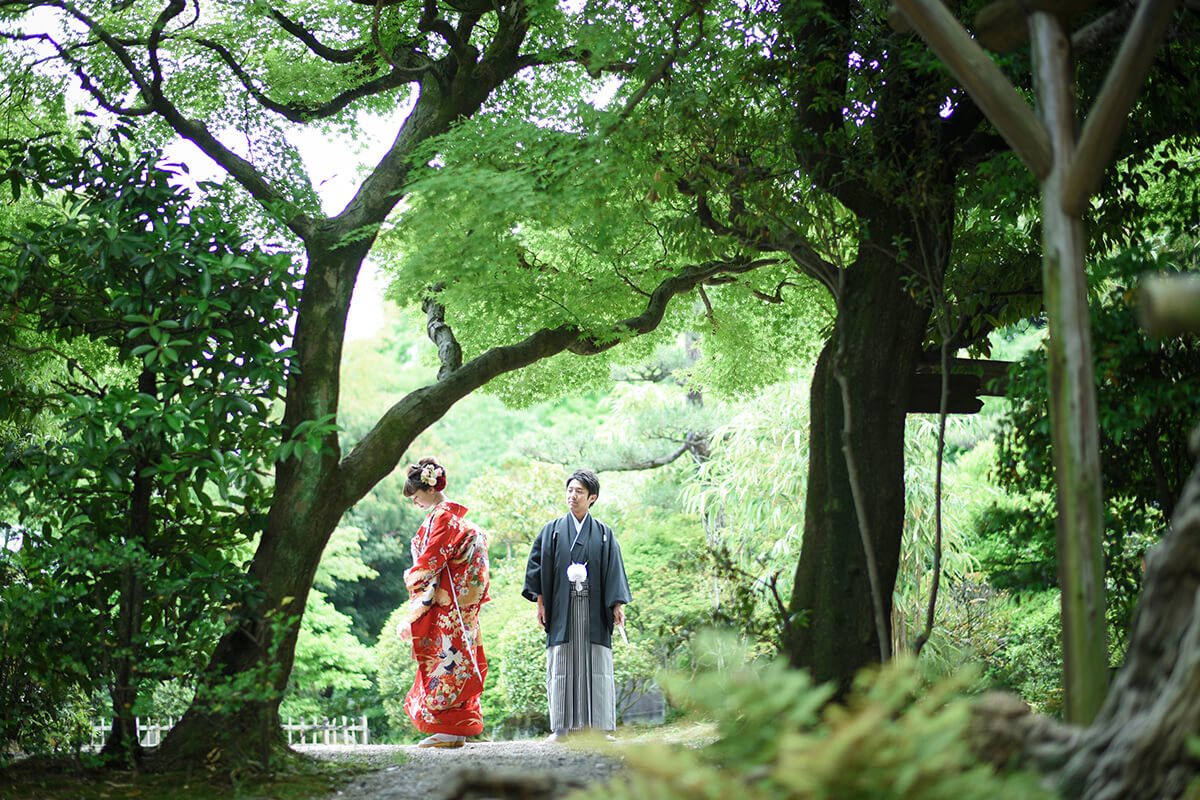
xmin=401 ymin=501 xmax=490 ymax=736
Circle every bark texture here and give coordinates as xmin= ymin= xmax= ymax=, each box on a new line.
xmin=786 ymin=209 xmax=941 ymax=689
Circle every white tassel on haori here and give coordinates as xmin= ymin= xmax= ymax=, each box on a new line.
xmin=567 ymin=562 xmax=587 ymax=590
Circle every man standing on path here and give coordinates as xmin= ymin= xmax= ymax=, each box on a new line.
xmin=523 ymin=469 xmax=632 ymax=740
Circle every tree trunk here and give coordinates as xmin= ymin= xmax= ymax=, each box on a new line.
xmin=105 ymin=368 xmax=156 ymax=764
xmin=786 ymin=211 xmax=940 ymax=691
xmin=104 ymin=562 xmax=144 ymax=765
xmin=153 ymin=237 xmax=365 ymax=768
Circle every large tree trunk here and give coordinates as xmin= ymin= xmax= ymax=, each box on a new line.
xmin=786 ymin=209 xmax=942 ymax=691
xmin=153 ymin=234 xmax=366 ymax=768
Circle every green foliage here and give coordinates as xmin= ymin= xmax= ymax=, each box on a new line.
xmin=466 ymin=459 xmax=566 ymax=558
xmin=998 ymin=244 xmax=1200 ymax=515
xmin=895 ymin=418 xmax=1008 ymax=662
xmin=683 ymin=379 xmax=811 ymax=578
xmin=991 ymin=244 xmax=1197 ymax=641
xmin=617 ymin=507 xmax=715 ymax=669
xmin=681 ymin=379 xmax=819 ymax=654
xmin=574 ymin=643 xmax=1055 ymax=800
xmin=0 ymin=131 xmax=298 ymax=754
xmin=978 ymin=591 xmax=1065 ymax=717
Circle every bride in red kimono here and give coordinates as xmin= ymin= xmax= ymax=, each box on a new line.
xmin=399 ymin=457 xmax=490 ymax=748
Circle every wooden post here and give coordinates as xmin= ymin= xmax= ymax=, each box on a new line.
xmin=1062 ymin=0 xmax=1182 ymax=215
xmin=1140 ymin=274 xmax=1200 ymax=336
xmin=891 ymin=0 xmax=1180 ymax=725
xmin=1030 ymin=11 xmax=1109 ymax=724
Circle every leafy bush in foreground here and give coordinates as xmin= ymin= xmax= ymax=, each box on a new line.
xmin=574 ymin=647 xmax=1056 ymax=800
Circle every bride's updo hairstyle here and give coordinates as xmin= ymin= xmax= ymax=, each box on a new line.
xmin=403 ymin=457 xmax=447 ymax=496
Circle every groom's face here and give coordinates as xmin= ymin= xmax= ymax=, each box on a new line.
xmin=566 ymin=479 xmax=596 ymax=518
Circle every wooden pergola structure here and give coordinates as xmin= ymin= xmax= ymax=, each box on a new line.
xmin=888 ymin=0 xmax=1181 ymax=723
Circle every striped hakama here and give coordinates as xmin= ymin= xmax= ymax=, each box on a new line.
xmin=546 ymin=578 xmax=616 ymax=732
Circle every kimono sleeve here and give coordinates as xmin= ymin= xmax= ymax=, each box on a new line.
xmin=604 ymin=533 xmax=633 ymax=609
xmin=403 ymin=509 xmax=465 ymax=622
xmin=521 ymin=525 xmax=549 ymax=602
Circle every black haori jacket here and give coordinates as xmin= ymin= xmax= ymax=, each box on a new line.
xmin=522 ymin=513 xmax=632 ymax=649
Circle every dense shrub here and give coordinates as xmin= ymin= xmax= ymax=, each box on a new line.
xmin=576 ymin=642 xmax=1055 ymax=800
xmin=494 ymin=614 xmax=550 ymax=735
xmin=979 ymin=590 xmax=1064 ymax=717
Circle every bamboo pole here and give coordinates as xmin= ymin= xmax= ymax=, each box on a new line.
xmin=1062 ymin=0 xmax=1182 ymax=215
xmin=1031 ymin=11 xmax=1109 ymax=724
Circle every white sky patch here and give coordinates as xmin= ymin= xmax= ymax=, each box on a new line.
xmin=161 ymin=104 xmax=413 ymax=342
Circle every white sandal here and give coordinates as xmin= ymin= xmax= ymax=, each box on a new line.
xmin=418 ymin=733 xmax=466 ymax=748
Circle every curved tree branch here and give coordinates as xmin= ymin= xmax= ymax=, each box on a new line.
xmin=0 ymin=31 xmax=153 ymax=115
xmin=152 ymin=104 xmax=314 ymax=239
xmin=148 ymin=0 xmax=187 ymax=97
xmin=2 ymin=3 xmax=314 ymax=237
xmin=1072 ymin=0 xmax=1139 ymax=54
xmin=517 ymin=46 xmax=638 ymax=75
xmin=418 ymin=0 xmax=471 ymax=63
xmin=334 ymin=256 xmax=774 ymax=507
xmin=269 ymin=7 xmax=367 ymax=63
xmin=49 ymin=1 xmax=152 ymax=100
xmin=694 ymin=192 xmax=838 ymax=292
xmin=185 ymin=34 xmax=422 ymax=122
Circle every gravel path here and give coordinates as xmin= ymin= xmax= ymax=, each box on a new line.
xmin=299 ymin=739 xmax=627 ymax=800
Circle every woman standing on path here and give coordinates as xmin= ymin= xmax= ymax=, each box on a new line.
xmin=399 ymin=457 xmax=490 ymax=748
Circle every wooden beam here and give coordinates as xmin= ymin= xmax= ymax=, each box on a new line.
xmin=974 ymin=0 xmax=1097 ymax=53
xmin=1061 ymin=0 xmax=1181 ymax=216
xmin=915 ymin=357 xmax=1014 ymax=394
xmin=1139 ymin=273 xmax=1200 ymax=337
xmin=889 ymin=0 xmax=1054 ymax=178
xmin=907 ymin=358 xmax=1016 ymax=413
xmin=907 ymin=373 xmax=984 ymax=414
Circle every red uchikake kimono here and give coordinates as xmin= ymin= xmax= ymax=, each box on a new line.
xmin=401 ymin=501 xmax=490 ymax=736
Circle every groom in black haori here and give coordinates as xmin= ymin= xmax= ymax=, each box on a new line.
xmin=523 ymin=469 xmax=632 ymax=740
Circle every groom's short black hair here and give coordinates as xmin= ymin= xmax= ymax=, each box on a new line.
xmin=566 ymin=469 xmax=600 ymax=503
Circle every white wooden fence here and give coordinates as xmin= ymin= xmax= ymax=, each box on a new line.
xmin=89 ymin=715 xmax=369 ymax=747
xmin=89 ymin=717 xmax=178 ymax=748
xmin=284 ymin=716 xmax=370 ymax=745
